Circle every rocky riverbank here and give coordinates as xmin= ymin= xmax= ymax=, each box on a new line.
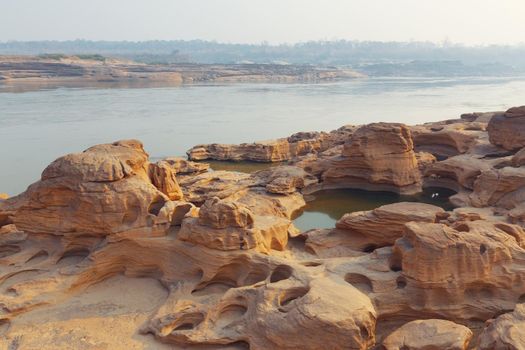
xmin=1 ymin=106 xmax=525 ymax=349
xmin=0 ymin=55 xmax=365 ymax=90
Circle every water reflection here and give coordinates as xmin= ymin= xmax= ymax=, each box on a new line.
xmin=293 ymin=187 xmax=456 ymax=232
xmin=207 ymin=160 xmax=282 ymax=173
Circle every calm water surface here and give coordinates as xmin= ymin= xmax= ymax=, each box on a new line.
xmin=293 ymin=187 xmax=456 ymax=231
xmin=2 ymin=77 xmax=525 ymax=195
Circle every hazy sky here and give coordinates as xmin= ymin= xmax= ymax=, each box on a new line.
xmin=1 ymin=0 xmax=524 ymax=45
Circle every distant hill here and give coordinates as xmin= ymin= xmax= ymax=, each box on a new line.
xmin=1 ymin=40 xmax=525 ymax=76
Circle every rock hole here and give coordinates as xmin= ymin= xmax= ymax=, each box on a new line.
xmin=480 ymin=244 xmax=487 ymax=255
xmin=396 ymin=276 xmax=407 ymax=289
xmin=56 ymin=248 xmax=90 ymax=266
xmin=0 ymin=245 xmax=21 ymax=259
xmin=216 ymin=304 xmax=248 ymax=328
xmin=389 ymin=254 xmax=403 ymax=272
xmin=0 ymin=319 xmax=10 ymax=337
xmin=270 ymin=265 xmax=293 ymax=283
xmin=278 ymin=287 xmax=310 ymax=311
xmin=243 ymin=265 xmax=270 ymax=285
xmin=359 ymin=325 xmax=369 ymax=339
xmin=455 ymin=223 xmax=470 ymax=232
xmin=25 ymin=250 xmax=49 ymax=265
xmin=344 ymin=273 xmax=373 ymax=294
xmin=148 ymin=195 xmax=166 ymax=215
xmin=300 ymin=261 xmax=322 ymax=267
xmin=362 ymin=244 xmax=378 ymax=253
xmin=465 ymin=284 xmax=494 ymax=299
xmin=227 ymin=341 xmax=250 ymax=350
xmin=192 ymin=282 xmax=233 ymax=297
xmin=171 ymin=313 xmax=204 ymax=332
xmin=518 ymin=293 xmax=525 ymax=303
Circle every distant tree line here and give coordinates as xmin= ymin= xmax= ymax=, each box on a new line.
xmin=1 ymin=39 xmax=525 ymax=76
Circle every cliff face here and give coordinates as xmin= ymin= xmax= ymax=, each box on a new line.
xmin=1 ymin=106 xmax=525 ymax=349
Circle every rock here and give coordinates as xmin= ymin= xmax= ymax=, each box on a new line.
xmin=170 ymin=200 xmax=198 ymax=226
xmin=198 ymin=197 xmax=254 ymax=229
xmin=148 ymin=161 xmax=183 ymax=200
xmin=161 ymin=156 xmax=209 ymax=175
xmin=2 ymin=140 xmax=176 ymax=237
xmin=469 ymin=166 xmax=525 ymax=210
xmin=488 ymin=106 xmax=525 ymax=150
xmin=382 ymin=319 xmax=473 ymax=350
xmin=186 ymin=126 xmax=356 ymax=163
xmin=424 ymin=154 xmax=493 ymax=193
xmin=336 ymin=202 xmax=444 ymax=247
xmin=178 ymin=166 xmax=306 ymax=219
xmin=178 ymin=197 xmax=292 ymax=252
xmin=390 ymin=219 xmax=525 ymax=319
xmin=253 ymin=165 xmax=317 ymax=194
xmin=477 ymin=304 xmax=525 ymax=350
xmin=322 ymin=123 xmax=422 ymax=194
xmin=187 ymin=138 xmax=306 ymax=162
xmin=412 ymin=123 xmax=481 ymax=158
xmin=511 ymin=147 xmax=525 ymax=167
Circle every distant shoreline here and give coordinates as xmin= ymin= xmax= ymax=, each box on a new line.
xmin=0 ymin=55 xmax=366 ymax=92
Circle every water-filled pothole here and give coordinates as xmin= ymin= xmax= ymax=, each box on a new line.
xmin=207 ymin=160 xmax=282 ymax=173
xmin=293 ymin=187 xmax=456 ymax=232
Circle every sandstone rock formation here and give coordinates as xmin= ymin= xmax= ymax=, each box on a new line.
xmin=2 ymin=105 xmax=525 ymax=349
xmin=488 ymin=106 xmax=525 ymax=150
xmin=2 ymin=140 xmax=180 ymax=238
xmin=336 ymin=202 xmax=444 ymax=247
xmin=381 ymin=319 xmax=473 ymax=350
xmin=477 ymin=304 xmax=525 ymax=349
xmin=321 ymin=123 xmax=422 ymax=194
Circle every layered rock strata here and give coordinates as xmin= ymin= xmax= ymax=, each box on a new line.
xmin=1 ymin=105 xmax=525 ymax=349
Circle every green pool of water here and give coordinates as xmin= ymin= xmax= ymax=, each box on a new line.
xmin=196 ymin=160 xmax=456 ymax=232
xmin=293 ymin=187 xmax=456 ymax=232
xmin=206 ymin=160 xmax=283 ymax=173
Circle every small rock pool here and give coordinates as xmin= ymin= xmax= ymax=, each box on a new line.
xmin=292 ymin=187 xmax=456 ymax=232
xmin=206 ymin=161 xmax=456 ymax=232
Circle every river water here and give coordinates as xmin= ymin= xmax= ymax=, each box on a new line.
xmin=1 ymin=77 xmax=525 ymax=199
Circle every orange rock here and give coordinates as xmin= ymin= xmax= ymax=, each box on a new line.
xmin=488 ymin=106 xmax=525 ymax=151
xmin=322 ymin=123 xmax=422 ymax=194
xmin=382 ymin=319 xmax=473 ymax=350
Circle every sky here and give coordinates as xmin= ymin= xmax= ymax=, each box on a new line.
xmin=1 ymin=0 xmax=524 ymax=45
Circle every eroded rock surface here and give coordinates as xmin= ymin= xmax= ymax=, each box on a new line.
xmin=381 ymin=319 xmax=473 ymax=350
xmin=477 ymin=304 xmax=525 ymax=350
xmin=322 ymin=123 xmax=422 ymax=194
xmin=488 ymin=106 xmax=525 ymax=151
xmin=2 ymin=106 xmax=525 ymax=349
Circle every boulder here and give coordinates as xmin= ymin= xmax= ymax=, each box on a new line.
xmin=469 ymin=167 xmax=525 ymax=210
xmin=322 ymin=123 xmax=422 ymax=194
xmin=477 ymin=304 xmax=525 ymax=350
xmin=336 ymin=202 xmax=444 ymax=247
xmin=161 ymin=156 xmax=210 ymax=175
xmin=148 ymin=160 xmax=183 ymax=200
xmin=382 ymin=319 xmax=473 ymax=350
xmin=487 ymin=106 xmax=525 ymax=150
xmin=178 ymin=197 xmax=292 ymax=252
xmin=511 ymin=147 xmax=525 ymax=167
xmin=1 ymin=140 xmax=177 ymax=237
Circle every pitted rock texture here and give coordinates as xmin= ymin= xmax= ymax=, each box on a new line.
xmin=2 ymin=106 xmax=525 ymax=349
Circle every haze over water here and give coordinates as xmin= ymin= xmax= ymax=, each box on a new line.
xmin=2 ymin=76 xmax=525 ymax=195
